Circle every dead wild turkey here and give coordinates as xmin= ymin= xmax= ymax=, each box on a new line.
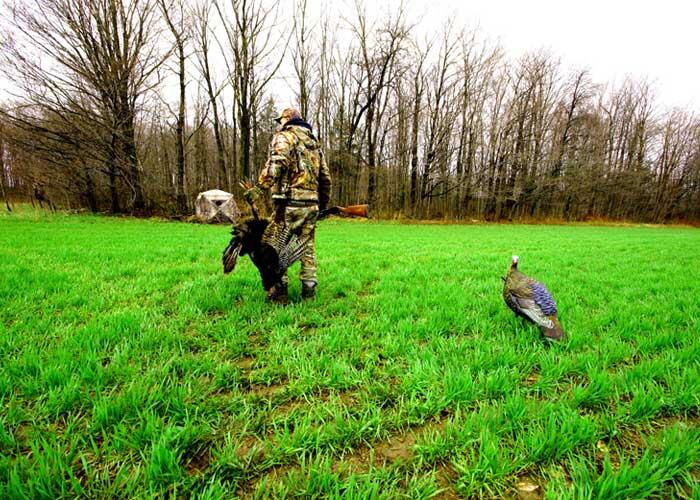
xmin=222 ymin=179 xmax=310 ymax=294
xmin=222 ymin=216 xmax=309 ymax=292
xmin=224 ymin=179 xmax=368 ymax=299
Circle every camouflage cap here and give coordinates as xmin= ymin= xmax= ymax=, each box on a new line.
xmin=274 ymin=107 xmax=301 ymax=125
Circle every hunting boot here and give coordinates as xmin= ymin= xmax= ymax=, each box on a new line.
xmin=301 ymin=280 xmax=317 ymax=300
xmin=266 ymin=282 xmax=288 ymax=305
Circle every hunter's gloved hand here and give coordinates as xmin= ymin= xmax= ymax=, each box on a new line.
xmin=244 ymin=186 xmax=263 ymax=204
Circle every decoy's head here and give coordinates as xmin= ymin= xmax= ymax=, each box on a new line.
xmin=224 ymin=218 xmax=269 ymax=271
xmin=502 ymin=255 xmax=519 ymax=282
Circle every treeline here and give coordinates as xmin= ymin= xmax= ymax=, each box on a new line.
xmin=1 ymin=0 xmax=699 ymax=222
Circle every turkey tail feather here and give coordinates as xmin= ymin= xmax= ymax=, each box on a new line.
xmin=278 ymin=235 xmax=310 ymax=271
xmin=222 ymin=241 xmax=242 ymax=275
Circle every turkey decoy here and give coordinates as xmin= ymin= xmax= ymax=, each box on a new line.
xmin=502 ymin=255 xmax=566 ymax=342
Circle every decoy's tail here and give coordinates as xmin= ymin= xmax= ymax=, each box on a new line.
xmin=540 ymin=316 xmax=566 ymax=342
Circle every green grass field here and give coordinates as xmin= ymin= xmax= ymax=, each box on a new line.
xmin=1 ymin=209 xmax=699 ymax=499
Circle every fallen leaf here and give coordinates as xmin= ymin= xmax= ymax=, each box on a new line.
xmin=597 ymin=440 xmax=610 ymax=453
xmin=516 ymin=481 xmax=539 ymax=493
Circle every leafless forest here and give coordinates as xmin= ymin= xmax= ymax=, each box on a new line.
xmin=1 ymin=0 xmax=699 ymax=222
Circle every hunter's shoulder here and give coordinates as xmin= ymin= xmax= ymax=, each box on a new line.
xmin=271 ymin=129 xmax=297 ymax=150
xmin=288 ymin=125 xmax=321 ymax=149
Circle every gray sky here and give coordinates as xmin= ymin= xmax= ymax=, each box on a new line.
xmin=377 ymin=0 xmax=699 ymax=108
xmin=270 ymin=0 xmax=698 ymax=110
xmin=1 ymin=0 xmax=697 ymax=110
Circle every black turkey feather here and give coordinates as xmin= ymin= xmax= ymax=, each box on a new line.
xmin=223 ymin=217 xmax=310 ymax=292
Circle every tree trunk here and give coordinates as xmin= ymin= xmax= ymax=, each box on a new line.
xmin=125 ymin=126 xmax=145 ymax=212
xmin=366 ymin=103 xmax=376 ymax=205
xmin=240 ymin=107 xmax=251 ymax=180
xmin=108 ymin=133 xmax=121 ymax=213
xmin=85 ymin=170 xmax=97 ymax=212
xmin=0 ymin=149 xmax=11 ymax=212
xmin=175 ymin=41 xmax=187 ymax=214
xmin=409 ymin=88 xmax=421 ymax=210
xmin=211 ymin=99 xmax=228 ymax=191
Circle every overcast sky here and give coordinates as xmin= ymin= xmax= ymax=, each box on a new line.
xmin=1 ymin=0 xmax=697 ymax=110
xmin=336 ymin=0 xmax=699 ymax=109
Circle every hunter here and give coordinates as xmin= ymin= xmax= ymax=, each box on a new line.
xmin=245 ymin=108 xmax=332 ymax=304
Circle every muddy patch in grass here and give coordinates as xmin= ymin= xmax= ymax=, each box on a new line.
xmin=236 ymin=355 xmax=255 ymax=371
xmin=185 ymin=448 xmax=212 ymax=475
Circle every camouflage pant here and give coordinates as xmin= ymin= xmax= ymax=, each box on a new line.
xmin=277 ymin=204 xmax=319 ymax=285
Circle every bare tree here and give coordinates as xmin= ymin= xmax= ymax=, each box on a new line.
xmin=291 ymin=0 xmax=315 ymax=119
xmin=2 ymin=0 xmax=163 ymax=212
xmin=0 ymin=118 xmax=11 ymax=212
xmin=453 ymin=34 xmax=501 ymax=215
xmin=347 ymin=0 xmax=410 ymax=205
xmin=192 ymin=1 xmax=230 ymax=191
xmin=1 ymin=1 xmax=698 ymax=222
xmin=652 ymin=110 xmax=699 ymax=221
xmin=160 ymin=0 xmax=189 ymax=214
xmin=420 ymin=22 xmax=460 ymax=214
xmin=406 ymin=38 xmax=430 ymax=211
xmin=215 ymin=0 xmax=286 ymax=181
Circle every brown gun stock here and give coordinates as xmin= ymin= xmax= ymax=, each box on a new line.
xmin=337 ymin=204 xmax=370 ymax=218
xmin=319 ymin=204 xmax=370 ymax=220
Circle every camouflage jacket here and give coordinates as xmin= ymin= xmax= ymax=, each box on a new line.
xmin=258 ymin=120 xmax=332 ymax=208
